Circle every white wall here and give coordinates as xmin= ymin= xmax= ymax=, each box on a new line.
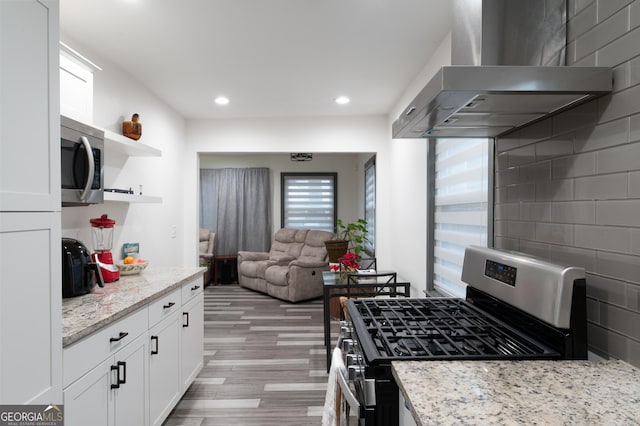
xmin=60 ymin=35 xmax=187 ymax=267
xmin=199 ymin=153 xmax=369 ymax=237
xmin=384 ymin=33 xmax=452 ymax=296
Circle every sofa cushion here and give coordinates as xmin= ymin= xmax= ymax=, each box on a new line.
xmin=265 ymin=265 xmax=289 ymax=286
xmin=239 ymin=259 xmax=272 ymax=279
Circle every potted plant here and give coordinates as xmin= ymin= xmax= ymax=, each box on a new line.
xmin=325 ymin=218 xmax=369 ymax=263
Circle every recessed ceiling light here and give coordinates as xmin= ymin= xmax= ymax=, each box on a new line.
xmin=214 ymin=96 xmax=229 ymax=105
xmin=335 ymin=96 xmax=350 ymax=105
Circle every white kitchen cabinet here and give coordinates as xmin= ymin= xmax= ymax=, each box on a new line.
xmin=0 ymin=0 xmax=60 ymax=212
xmin=63 ymin=333 xmax=148 ymax=426
xmin=181 ymin=288 xmax=204 ymax=391
xmin=0 ymin=0 xmax=61 ymax=404
xmin=0 ymin=212 xmax=62 ymax=404
xmin=149 ymin=311 xmax=182 ymax=426
xmin=63 ymin=357 xmax=113 ymax=426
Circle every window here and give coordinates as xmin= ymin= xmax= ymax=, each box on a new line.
xmin=364 ymin=156 xmax=376 ymax=256
xmin=281 ymin=173 xmax=337 ymax=232
xmin=427 ymin=139 xmax=491 ymax=297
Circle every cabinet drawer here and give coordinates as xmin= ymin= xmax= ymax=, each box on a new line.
xmin=148 ymin=288 xmax=181 ymax=327
xmin=181 ymin=276 xmax=203 ymax=305
xmin=63 ymin=307 xmax=148 ymax=388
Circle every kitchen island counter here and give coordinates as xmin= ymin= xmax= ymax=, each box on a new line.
xmin=392 ymin=359 xmax=640 ymax=425
xmin=62 ymin=266 xmax=205 ymax=347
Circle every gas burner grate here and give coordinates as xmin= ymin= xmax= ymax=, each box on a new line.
xmin=351 ymin=298 xmax=556 ymax=360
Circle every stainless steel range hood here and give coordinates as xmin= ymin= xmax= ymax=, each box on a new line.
xmin=392 ymin=0 xmax=613 ymax=139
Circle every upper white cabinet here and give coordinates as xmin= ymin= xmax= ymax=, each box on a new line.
xmin=0 ymin=0 xmax=60 ymax=212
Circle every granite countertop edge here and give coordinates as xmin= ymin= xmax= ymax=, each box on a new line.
xmin=62 ymin=267 xmax=206 ymax=347
xmin=392 ymin=359 xmax=640 ymax=426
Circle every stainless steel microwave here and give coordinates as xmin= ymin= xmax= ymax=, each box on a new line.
xmin=61 ymin=115 xmax=104 ymax=206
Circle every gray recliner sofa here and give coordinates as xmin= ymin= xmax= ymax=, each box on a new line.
xmin=237 ymin=228 xmax=334 ymax=302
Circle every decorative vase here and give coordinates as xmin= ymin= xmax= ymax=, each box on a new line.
xmin=325 ymin=240 xmax=349 ymax=263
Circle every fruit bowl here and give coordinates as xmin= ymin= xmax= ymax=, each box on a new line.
xmin=117 ymin=260 xmax=149 ymax=275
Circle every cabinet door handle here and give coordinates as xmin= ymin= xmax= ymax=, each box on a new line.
xmin=110 ymin=365 xmax=120 ymax=389
xmin=191 ymin=285 xmax=200 ymax=291
xmin=110 ymin=331 xmax=129 ymax=343
xmin=183 ymin=312 xmax=189 ymax=327
xmin=163 ymin=302 xmax=175 ymax=309
xmin=151 ymin=335 xmax=159 ymax=355
xmin=117 ymin=361 xmax=126 ymax=385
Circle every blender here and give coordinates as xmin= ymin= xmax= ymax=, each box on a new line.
xmin=90 ymin=214 xmax=120 ymax=283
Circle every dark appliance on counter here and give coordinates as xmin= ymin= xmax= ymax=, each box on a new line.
xmin=62 ymin=238 xmax=104 ymax=298
xmin=337 ymin=245 xmax=587 ymax=425
xmin=61 ymin=115 xmax=105 ymax=206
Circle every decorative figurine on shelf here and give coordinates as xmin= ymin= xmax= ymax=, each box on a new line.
xmin=122 ymin=113 xmax=142 ymax=140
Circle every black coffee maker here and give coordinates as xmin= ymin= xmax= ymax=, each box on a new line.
xmin=62 ymin=238 xmax=104 ymax=298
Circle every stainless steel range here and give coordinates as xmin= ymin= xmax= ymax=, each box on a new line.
xmin=338 ymin=246 xmax=587 ymax=425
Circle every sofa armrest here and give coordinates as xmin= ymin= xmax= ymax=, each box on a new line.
xmin=238 ymin=251 xmax=269 ymax=262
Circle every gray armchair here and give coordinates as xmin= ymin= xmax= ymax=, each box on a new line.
xmin=238 ymin=228 xmax=334 ymax=302
xmin=199 ymin=228 xmax=215 ymax=284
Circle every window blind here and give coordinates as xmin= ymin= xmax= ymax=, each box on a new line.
xmin=282 ymin=174 xmax=336 ymax=232
xmin=364 ymin=158 xmax=376 ymax=256
xmin=432 ymin=139 xmax=489 ymax=297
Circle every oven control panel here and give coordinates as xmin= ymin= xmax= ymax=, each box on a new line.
xmin=484 ymin=259 xmax=517 ymax=286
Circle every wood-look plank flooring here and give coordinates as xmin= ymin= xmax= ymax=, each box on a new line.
xmin=163 ymin=284 xmax=332 ymax=426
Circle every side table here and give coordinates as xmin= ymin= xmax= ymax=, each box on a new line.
xmin=213 ymin=254 xmax=238 ymax=284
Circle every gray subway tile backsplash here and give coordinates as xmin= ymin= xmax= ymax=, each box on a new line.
xmin=575 ymin=224 xmax=630 ymax=252
xmin=568 ymin=1 xmax=597 ymax=41
xmin=575 ymin=7 xmax=628 ymax=60
xmin=597 ymin=26 xmax=640 ymax=67
xmin=575 ymin=118 xmax=629 ymax=152
xmin=535 ymin=222 xmax=574 ymax=244
xmin=598 ymin=0 xmax=635 ymax=23
xmin=535 ymin=179 xmax=575 ymax=201
xmin=597 ymin=142 xmax=640 ymax=174
xmin=536 ymin=137 xmax=574 ymax=161
xmin=550 ymin=201 xmax=596 ymax=224
xmin=496 ymin=0 xmax=640 ymax=367
xmin=574 ymin=173 xmax=628 ymax=200
xmin=596 ymin=200 xmax=640 ymax=226
xmin=552 ymin=152 xmax=596 ymax=178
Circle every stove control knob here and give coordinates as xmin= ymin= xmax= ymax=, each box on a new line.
xmin=348 ymin=365 xmax=364 ymax=380
xmin=341 ymin=338 xmax=353 ymax=353
xmin=339 ymin=324 xmax=352 ymax=338
xmin=346 ymin=354 xmax=362 ymax=367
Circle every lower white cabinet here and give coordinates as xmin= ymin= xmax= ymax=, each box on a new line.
xmin=0 ymin=212 xmax=61 ymax=404
xmin=181 ymin=291 xmax=204 ymax=392
xmin=63 ymin=274 xmax=204 ymax=425
xmin=149 ymin=311 xmax=182 ymax=426
xmin=64 ymin=333 xmax=148 ymax=426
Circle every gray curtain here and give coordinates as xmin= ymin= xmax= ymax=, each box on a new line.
xmin=200 ymin=168 xmax=271 ymax=255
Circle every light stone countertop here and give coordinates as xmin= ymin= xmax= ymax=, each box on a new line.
xmin=392 ymin=360 xmax=640 ymax=425
xmin=62 ymin=266 xmax=206 ymax=347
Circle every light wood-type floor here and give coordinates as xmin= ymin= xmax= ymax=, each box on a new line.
xmin=163 ymin=284 xmax=331 ymax=425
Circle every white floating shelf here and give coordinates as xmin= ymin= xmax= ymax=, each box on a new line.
xmin=104 ymin=192 xmax=162 ymax=204
xmin=103 ymin=129 xmax=162 ymax=157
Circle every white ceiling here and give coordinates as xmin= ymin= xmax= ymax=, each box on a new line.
xmin=59 ymin=0 xmax=452 ymax=120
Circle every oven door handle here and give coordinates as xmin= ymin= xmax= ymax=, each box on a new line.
xmin=336 ymin=367 xmax=360 ymax=422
